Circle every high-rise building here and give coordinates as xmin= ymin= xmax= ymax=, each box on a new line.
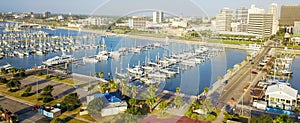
xmin=42 ymin=11 xmax=51 ymax=18
xmin=247 ymin=4 xmax=265 ymax=23
xmin=236 ymin=7 xmax=248 ymax=23
xmin=268 ymin=3 xmax=279 ymax=35
xmin=247 ymin=13 xmax=273 ymax=37
xmin=153 ymin=11 xmax=164 ymax=23
xmin=279 ymin=5 xmax=300 ymax=26
xmin=128 ymin=16 xmax=147 ymax=30
xmin=216 ymin=8 xmax=233 ymax=31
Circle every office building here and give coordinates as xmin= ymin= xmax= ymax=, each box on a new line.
xmin=294 ymin=21 xmax=300 ymax=35
xmin=280 ymin=5 xmax=300 ymax=26
xmin=216 ymin=8 xmax=233 ymax=31
xmin=128 ymin=16 xmax=147 ymax=30
xmin=247 ymin=13 xmax=273 ymax=37
xmin=42 ymin=11 xmax=51 ymax=18
xmin=268 ymin=3 xmax=279 ymax=35
xmin=236 ymin=7 xmax=248 ymax=23
xmin=153 ymin=11 xmax=164 ymax=23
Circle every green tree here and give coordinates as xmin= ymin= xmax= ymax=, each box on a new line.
xmin=10 ymin=67 xmax=17 ymax=77
xmin=87 ymin=97 xmax=104 ymax=115
xmin=62 ymin=93 xmax=81 ymax=111
xmin=0 ymin=68 xmax=7 ymax=74
xmin=98 ymin=83 xmax=107 ymax=93
xmin=21 ymin=85 xmax=32 ymax=97
xmin=251 ymin=114 xmax=273 ymax=123
xmin=40 ymin=85 xmax=54 ymax=103
xmin=99 ymin=71 xmax=104 ymax=78
xmin=176 ymin=87 xmax=180 ymax=94
xmin=131 ymin=86 xmax=137 ymax=98
xmin=145 ymin=97 xmax=156 ymax=112
xmin=129 ymin=98 xmax=137 ymax=107
xmin=275 ymin=114 xmax=292 ymax=123
xmin=0 ymin=77 xmax=8 ymax=84
xmin=174 ymin=95 xmax=184 ymax=108
xmin=204 ymin=87 xmax=209 ymax=95
xmin=93 ymin=72 xmax=98 ymax=77
xmin=19 ymin=68 xmax=25 ymax=73
xmin=109 ymin=80 xmax=117 ymax=92
xmin=6 ymin=79 xmax=21 ymax=90
xmin=51 ymin=117 xmax=64 ymax=123
xmin=158 ymin=101 xmax=168 ymax=116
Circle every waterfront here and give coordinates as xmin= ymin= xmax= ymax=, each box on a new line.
xmin=0 ymin=25 xmax=250 ymax=95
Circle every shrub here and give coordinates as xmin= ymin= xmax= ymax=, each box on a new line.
xmin=0 ymin=77 xmax=8 ymax=84
xmin=37 ymin=71 xmax=43 ymax=76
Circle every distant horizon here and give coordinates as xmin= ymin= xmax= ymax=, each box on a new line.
xmin=1 ymin=0 xmax=300 ymax=17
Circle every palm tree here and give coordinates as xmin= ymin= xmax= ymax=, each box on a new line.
xmin=158 ymin=101 xmax=168 ymax=116
xmin=93 ymin=72 xmax=98 ymax=77
xmin=98 ymin=84 xmax=107 ymax=93
xmin=204 ymin=87 xmax=209 ymax=95
xmin=19 ymin=68 xmax=25 ymax=73
xmin=109 ymin=80 xmax=117 ymax=92
xmin=129 ymin=98 xmax=137 ymax=107
xmin=10 ymin=67 xmax=17 ymax=77
xmin=99 ymin=71 xmax=104 ymax=78
xmin=147 ymin=85 xmax=155 ymax=98
xmin=145 ymin=97 xmax=156 ymax=112
xmin=119 ymin=81 xmax=125 ymax=95
xmin=131 ymin=86 xmax=137 ymax=98
xmin=176 ymin=87 xmax=181 ymax=94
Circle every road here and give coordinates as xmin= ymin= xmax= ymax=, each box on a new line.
xmin=216 ymin=42 xmax=272 ymax=110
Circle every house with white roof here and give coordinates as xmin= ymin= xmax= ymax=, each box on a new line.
xmin=265 ymin=83 xmax=298 ymax=110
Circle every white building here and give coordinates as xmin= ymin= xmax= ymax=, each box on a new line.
xmin=294 ymin=21 xmax=300 ymax=35
xmin=247 ymin=4 xmax=265 ymax=23
xmin=153 ymin=11 xmax=164 ymax=23
xmin=265 ymin=84 xmax=298 ymax=110
xmin=247 ymin=4 xmax=273 ymax=37
xmin=87 ymin=92 xmax=127 ymax=117
xmin=236 ymin=7 xmax=248 ymax=23
xmin=171 ymin=18 xmax=188 ymax=28
xmin=268 ymin=3 xmax=279 ymax=35
xmin=128 ymin=16 xmax=147 ymax=30
xmin=231 ymin=22 xmax=247 ymax=32
xmin=215 ymin=8 xmax=233 ymax=31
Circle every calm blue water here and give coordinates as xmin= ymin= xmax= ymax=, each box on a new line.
xmin=0 ymin=22 xmax=250 ymax=95
xmin=289 ymin=56 xmax=300 ymax=94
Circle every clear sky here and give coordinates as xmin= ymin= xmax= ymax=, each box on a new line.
xmin=1 ymin=0 xmax=300 ymax=17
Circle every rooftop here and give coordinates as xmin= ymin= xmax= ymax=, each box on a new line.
xmin=265 ymin=83 xmax=298 ymax=100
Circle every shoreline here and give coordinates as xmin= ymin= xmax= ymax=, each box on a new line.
xmin=57 ymin=26 xmax=249 ymax=50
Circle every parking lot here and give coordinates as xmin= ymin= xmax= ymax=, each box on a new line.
xmin=0 ymin=96 xmax=51 ymax=122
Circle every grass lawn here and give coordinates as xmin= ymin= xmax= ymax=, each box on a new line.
xmin=207 ymin=39 xmax=261 ymax=45
xmin=0 ymin=84 xmax=43 ymax=105
xmin=34 ymin=75 xmax=83 ymax=85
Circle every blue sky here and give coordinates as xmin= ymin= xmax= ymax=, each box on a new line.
xmin=1 ymin=0 xmax=300 ymax=17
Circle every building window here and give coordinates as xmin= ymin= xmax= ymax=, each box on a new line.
xmin=281 ymin=99 xmax=285 ymax=102
xmin=286 ymin=100 xmax=290 ymax=104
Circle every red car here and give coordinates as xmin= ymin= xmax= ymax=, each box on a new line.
xmin=251 ymin=71 xmax=258 ymax=74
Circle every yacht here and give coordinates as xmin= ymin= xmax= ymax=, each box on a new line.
xmin=281 ymin=69 xmax=293 ymax=75
xmin=127 ymin=66 xmax=143 ymax=75
xmin=148 ymin=72 xmax=167 ymax=79
xmin=96 ymin=50 xmax=109 ymax=60
xmin=42 ymin=53 xmax=74 ymax=66
xmin=109 ymin=51 xmax=121 ymax=59
xmin=83 ymin=57 xmax=98 ymax=63
xmin=0 ymin=63 xmax=11 ymax=70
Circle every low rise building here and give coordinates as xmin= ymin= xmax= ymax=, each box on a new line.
xmin=265 ymin=83 xmax=298 ymax=110
xmin=87 ymin=91 xmax=127 ymax=117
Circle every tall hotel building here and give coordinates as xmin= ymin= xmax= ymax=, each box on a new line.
xmin=247 ymin=5 xmax=273 ymax=37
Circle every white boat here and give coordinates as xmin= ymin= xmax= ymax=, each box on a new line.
xmin=195 ymin=46 xmax=208 ymax=54
xmin=109 ymin=51 xmax=121 ymax=59
xmin=36 ymin=50 xmax=43 ymax=56
xmin=148 ymin=72 xmax=167 ymax=79
xmin=159 ymin=69 xmax=177 ymax=75
xmin=83 ymin=57 xmax=98 ymax=63
xmin=96 ymin=50 xmax=109 ymax=60
xmin=140 ymin=78 xmax=158 ymax=84
xmin=153 ymin=43 xmax=162 ymax=47
xmin=127 ymin=66 xmax=143 ymax=75
xmin=281 ymin=69 xmax=293 ymax=75
xmin=142 ymin=65 xmax=155 ymax=71
xmin=42 ymin=53 xmax=74 ymax=66
xmin=0 ymin=63 xmax=11 ymax=69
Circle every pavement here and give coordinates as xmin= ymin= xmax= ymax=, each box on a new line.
xmin=212 ymin=41 xmax=273 ymax=122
